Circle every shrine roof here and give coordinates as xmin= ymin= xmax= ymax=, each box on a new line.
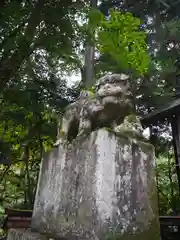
xmin=141 ymin=97 xmax=180 ymax=125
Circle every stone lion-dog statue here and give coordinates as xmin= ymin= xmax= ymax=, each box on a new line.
xmin=54 ymin=73 xmax=144 ymax=145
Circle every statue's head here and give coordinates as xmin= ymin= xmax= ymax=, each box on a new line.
xmin=95 ymin=73 xmax=133 ymax=112
xmin=96 ymin=73 xmax=132 ymax=97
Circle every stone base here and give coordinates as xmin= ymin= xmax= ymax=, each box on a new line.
xmin=31 ymin=129 xmax=160 ymax=240
xmin=7 ymin=229 xmax=51 ymax=240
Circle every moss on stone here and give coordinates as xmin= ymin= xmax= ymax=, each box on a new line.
xmin=104 ymin=127 xmax=154 ymax=151
xmin=138 ymin=139 xmax=155 ymax=151
xmin=124 ymin=114 xmax=137 ymax=122
xmin=104 ymin=220 xmax=160 ymax=240
xmin=82 ymin=88 xmax=95 ymax=99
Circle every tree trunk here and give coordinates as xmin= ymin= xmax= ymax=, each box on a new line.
xmin=83 ymin=0 xmax=97 ymax=89
xmin=0 ymin=0 xmax=45 ymax=90
xmin=24 ymin=145 xmax=33 ymax=208
xmin=84 ymin=45 xmax=95 ymax=88
xmin=167 ymin=149 xmax=176 ymax=211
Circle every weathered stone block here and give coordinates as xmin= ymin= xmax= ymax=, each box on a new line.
xmin=7 ymin=229 xmax=49 ymax=240
xmin=31 ymin=129 xmax=160 ymax=240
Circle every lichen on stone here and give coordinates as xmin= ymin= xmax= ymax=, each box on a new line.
xmin=113 ymin=114 xmax=144 ymax=141
xmin=104 ymin=220 xmax=160 ymax=240
xmin=31 ymin=128 xmax=160 ymax=240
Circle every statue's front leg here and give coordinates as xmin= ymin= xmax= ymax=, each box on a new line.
xmin=78 ymin=109 xmax=91 ymax=137
xmin=111 ymin=120 xmax=118 ymax=131
xmin=114 ymin=114 xmax=144 ymax=141
xmin=53 ymin=116 xmax=69 ymax=147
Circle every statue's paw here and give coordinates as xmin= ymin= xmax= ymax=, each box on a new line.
xmin=113 ymin=124 xmax=127 ymax=134
xmin=77 ymin=131 xmax=88 ymax=139
xmin=53 ymin=140 xmax=60 ymax=147
xmin=77 ymin=126 xmax=91 ymax=138
xmin=114 ymin=125 xmax=144 ymax=141
xmin=53 ymin=138 xmax=64 ymax=147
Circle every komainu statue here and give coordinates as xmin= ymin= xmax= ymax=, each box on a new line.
xmin=54 ymin=73 xmax=144 ymax=145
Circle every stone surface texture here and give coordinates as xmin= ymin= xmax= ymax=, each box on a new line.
xmin=31 ymin=129 xmax=160 ymax=240
xmin=7 ymin=229 xmax=50 ymax=240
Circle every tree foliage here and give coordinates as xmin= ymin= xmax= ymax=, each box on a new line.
xmin=0 ymin=0 xmax=83 ymax=216
xmin=89 ymin=9 xmax=150 ymax=76
xmin=0 ymin=0 xmax=84 ymax=90
xmin=156 ymin=154 xmax=180 ymax=215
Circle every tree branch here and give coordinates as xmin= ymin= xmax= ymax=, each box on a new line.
xmin=0 ymin=0 xmax=46 ymax=90
xmin=0 ymin=165 xmax=10 ymax=183
xmin=0 ymin=20 xmax=27 ymax=63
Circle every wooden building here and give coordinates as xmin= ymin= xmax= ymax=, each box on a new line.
xmin=141 ymin=97 xmax=180 ymax=191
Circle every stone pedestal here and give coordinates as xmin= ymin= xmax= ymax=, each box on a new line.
xmin=7 ymin=229 xmax=48 ymax=240
xmin=7 ymin=129 xmax=160 ymax=240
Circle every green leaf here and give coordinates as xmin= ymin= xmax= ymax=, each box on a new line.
xmin=88 ymin=9 xmax=150 ymax=76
